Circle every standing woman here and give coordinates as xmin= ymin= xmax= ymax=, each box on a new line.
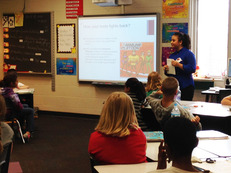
xmin=164 ymin=32 xmax=196 ymax=101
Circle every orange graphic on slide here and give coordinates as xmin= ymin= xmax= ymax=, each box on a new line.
xmin=120 ymin=42 xmax=154 ymax=78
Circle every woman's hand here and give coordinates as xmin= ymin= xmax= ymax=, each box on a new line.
xmin=157 ymin=140 xmax=168 ymax=169
xmin=163 ymin=65 xmax=169 ymax=71
xmin=171 ymin=60 xmax=184 ymax=70
xmin=171 ymin=60 xmax=180 ymax=67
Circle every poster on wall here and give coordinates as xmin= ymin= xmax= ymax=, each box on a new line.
xmin=15 ymin=12 xmax=24 ymax=27
xmin=66 ymin=0 xmax=83 ymax=19
xmin=56 ymin=58 xmax=76 ymax=75
xmin=162 ymin=0 xmax=189 ymax=18
xmin=162 ymin=23 xmax=188 ymax=43
xmin=57 ymin=24 xmax=76 ymax=53
xmin=162 ymin=47 xmax=176 ymax=66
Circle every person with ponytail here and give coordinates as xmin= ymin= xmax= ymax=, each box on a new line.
xmin=0 ymin=95 xmax=14 ymax=153
xmin=163 ymin=32 xmax=196 ymax=101
xmin=124 ymin=77 xmax=149 ymax=131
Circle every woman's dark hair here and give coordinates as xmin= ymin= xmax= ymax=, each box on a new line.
xmin=6 ymin=69 xmax=18 ymax=76
xmin=173 ymin=32 xmax=191 ymax=49
xmin=1 ymin=73 xmax=17 ymax=87
xmin=125 ymin=78 xmax=146 ymax=102
xmin=0 ymin=69 xmax=18 ymax=87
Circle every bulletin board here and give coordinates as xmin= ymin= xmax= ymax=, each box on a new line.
xmin=3 ymin=12 xmax=54 ymax=74
xmin=57 ymin=24 xmax=76 ymax=53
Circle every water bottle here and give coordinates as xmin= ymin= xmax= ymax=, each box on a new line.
xmin=176 ymin=89 xmax=181 ymax=101
xmin=171 ymin=103 xmax=180 ymax=117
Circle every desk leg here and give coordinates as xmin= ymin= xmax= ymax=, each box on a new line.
xmin=205 ymin=95 xmax=209 ymax=102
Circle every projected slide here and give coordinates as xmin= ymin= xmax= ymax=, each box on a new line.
xmin=78 ymin=14 xmax=159 ymax=83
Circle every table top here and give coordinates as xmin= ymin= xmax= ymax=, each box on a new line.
xmin=193 ymin=158 xmax=231 ymax=173
xmin=95 ymin=162 xmax=158 ymax=173
xmin=201 ymin=90 xmax=219 ymax=95
xmin=197 ymin=137 xmax=231 ymax=157
xmin=179 ymin=101 xmax=231 ymax=117
xmin=14 ymin=88 xmax=34 ymax=94
xmin=201 ymin=88 xmax=231 ymax=95
xmin=147 ymin=130 xmax=231 ymax=159
xmin=95 ymin=158 xmax=231 ymax=173
xmin=146 ymin=141 xmax=219 ymax=161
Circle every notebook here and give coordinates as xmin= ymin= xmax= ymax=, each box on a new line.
xmin=144 ymin=131 xmax=163 ymax=142
xmin=196 ymin=130 xmax=229 ymax=140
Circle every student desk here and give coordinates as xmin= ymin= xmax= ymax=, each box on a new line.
xmin=94 ymin=159 xmax=231 ymax=173
xmin=180 ymin=101 xmax=231 ymax=135
xmin=14 ymin=88 xmax=35 ymax=108
xmin=95 ymin=131 xmax=231 ymax=173
xmin=201 ymin=89 xmax=219 ymax=102
xmin=95 ymin=162 xmax=157 ymax=173
xmin=201 ymin=88 xmax=231 ymax=103
xmin=143 ymin=101 xmax=231 ymax=135
xmin=179 ymin=101 xmax=231 ymax=118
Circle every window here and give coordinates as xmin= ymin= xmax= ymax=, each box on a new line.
xmin=193 ymin=0 xmax=229 ymax=78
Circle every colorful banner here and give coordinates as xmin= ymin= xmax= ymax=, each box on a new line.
xmin=162 ymin=47 xmax=176 ymax=66
xmin=162 ymin=0 xmax=189 ymax=18
xmin=66 ymin=0 xmax=83 ymax=19
xmin=57 ymin=58 xmax=76 ymax=75
xmin=162 ymin=23 xmax=188 ymax=43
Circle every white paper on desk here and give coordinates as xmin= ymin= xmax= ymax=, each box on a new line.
xmin=167 ymin=59 xmax=176 ymax=75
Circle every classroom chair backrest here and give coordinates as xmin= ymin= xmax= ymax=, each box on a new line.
xmin=89 ymin=154 xmax=100 ymax=173
xmin=140 ymin=108 xmax=162 ymax=131
xmin=0 ymin=142 xmax=12 ymax=173
xmin=4 ymin=97 xmax=19 ymax=121
xmin=3 ymin=98 xmax=25 ymax=143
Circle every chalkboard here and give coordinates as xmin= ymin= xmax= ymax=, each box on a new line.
xmin=3 ymin=12 xmax=53 ymax=74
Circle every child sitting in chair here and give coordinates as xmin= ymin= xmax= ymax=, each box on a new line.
xmin=0 ymin=73 xmax=34 ymax=140
xmin=147 ymin=77 xmax=201 ymax=130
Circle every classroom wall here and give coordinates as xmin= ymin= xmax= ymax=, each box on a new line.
xmin=0 ymin=0 xmax=230 ymax=115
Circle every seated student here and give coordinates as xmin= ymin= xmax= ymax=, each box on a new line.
xmin=88 ymin=92 xmax=147 ymax=164
xmin=146 ymin=71 xmax=163 ymax=98
xmin=149 ymin=117 xmax=202 ymax=173
xmin=0 ymin=73 xmax=34 ymax=140
xmin=124 ymin=77 xmax=149 ymax=131
xmin=6 ymin=69 xmax=29 ymax=89
xmin=146 ymin=77 xmax=201 ymax=130
xmin=221 ymin=95 xmax=231 ymax=105
xmin=0 ymin=95 xmax=14 ymax=150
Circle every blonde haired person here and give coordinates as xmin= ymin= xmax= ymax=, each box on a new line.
xmin=221 ymin=95 xmax=231 ymax=105
xmin=0 ymin=95 xmax=14 ymax=153
xmin=146 ymin=71 xmax=162 ymax=97
xmin=88 ymin=92 xmax=147 ymax=164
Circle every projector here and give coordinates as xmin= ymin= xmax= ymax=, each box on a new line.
xmin=92 ymin=0 xmax=118 ymax=7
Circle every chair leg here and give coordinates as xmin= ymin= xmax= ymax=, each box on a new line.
xmin=14 ymin=119 xmax=25 ymax=144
